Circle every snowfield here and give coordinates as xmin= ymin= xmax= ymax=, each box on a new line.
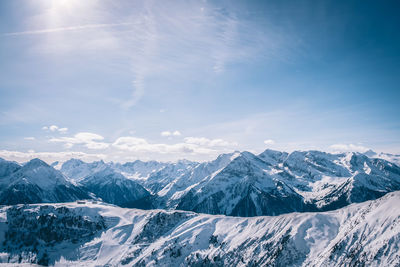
xmin=0 ymin=191 xmax=399 ymax=266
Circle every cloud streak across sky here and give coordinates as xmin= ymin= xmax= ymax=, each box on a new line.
xmin=3 ymin=22 xmax=134 ymax=36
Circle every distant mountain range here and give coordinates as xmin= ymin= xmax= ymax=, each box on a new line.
xmin=0 ymin=149 xmax=399 ymax=217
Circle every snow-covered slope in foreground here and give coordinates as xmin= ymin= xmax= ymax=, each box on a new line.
xmin=1 ymin=192 xmax=399 ymax=266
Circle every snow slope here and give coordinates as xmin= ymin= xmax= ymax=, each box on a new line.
xmin=0 ymin=192 xmax=399 ymax=266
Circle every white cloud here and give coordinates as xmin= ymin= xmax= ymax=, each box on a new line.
xmin=173 ymin=131 xmax=181 ymax=136
xmin=74 ymin=132 xmax=104 ymax=142
xmin=0 ymin=150 xmax=106 ymax=164
xmin=264 ymin=139 xmax=275 ymax=145
xmin=184 ymin=137 xmax=237 ymax=148
xmin=161 ymin=130 xmax=181 ymax=137
xmin=329 ymin=144 xmax=369 ymax=153
xmin=42 ymin=125 xmax=68 ymax=133
xmin=112 ymin=136 xmax=236 ymax=155
xmin=58 ymin=127 xmax=68 ymax=133
xmin=49 ymin=132 xmax=109 ymax=150
xmin=161 ymin=131 xmax=172 ymax=137
xmin=24 ymin=137 xmax=35 ymax=141
xmin=49 ymin=125 xmax=59 ymax=132
xmin=3 ymin=132 xmax=240 ymax=163
xmin=112 ymin=136 xmax=203 ymax=154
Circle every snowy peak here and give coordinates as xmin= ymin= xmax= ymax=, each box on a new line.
xmin=144 ymin=160 xmax=199 ymax=194
xmin=0 ymin=158 xmax=90 ymax=205
xmin=80 ymin=167 xmax=151 ymax=207
xmin=363 ymin=150 xmax=400 ymax=166
xmin=258 ymin=148 xmax=288 ymax=165
xmin=61 ymin=158 xmax=85 ymax=169
xmin=60 ymin=158 xmax=108 ymax=182
xmin=11 ymin=158 xmax=69 ymax=188
xmin=363 ymin=149 xmax=377 ymax=157
xmin=0 ymin=157 xmax=21 ymax=178
xmin=81 ymin=166 xmax=129 ymax=185
xmin=168 ymin=149 xmax=400 ymax=216
xmin=24 ymin=158 xmax=49 ymax=168
xmin=212 ymin=151 xmax=272 ymax=177
xmin=175 ymin=151 xmax=308 ymax=216
xmin=283 ymin=150 xmax=351 ymax=179
xmin=155 ymin=151 xmax=241 ymax=203
xmin=117 ymin=159 xmax=170 ymax=179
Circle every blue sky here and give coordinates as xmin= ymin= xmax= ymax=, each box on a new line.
xmin=0 ymin=0 xmax=399 ymax=163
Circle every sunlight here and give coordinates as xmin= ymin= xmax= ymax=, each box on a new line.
xmin=39 ymin=0 xmax=97 ymax=27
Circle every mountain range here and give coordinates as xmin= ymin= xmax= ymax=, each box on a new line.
xmin=0 ymin=149 xmax=399 ymax=217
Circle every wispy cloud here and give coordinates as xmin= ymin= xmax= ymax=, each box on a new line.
xmin=184 ymin=137 xmax=237 ymax=148
xmin=3 ymin=1 xmax=287 ymax=112
xmin=3 ymin=22 xmax=133 ymax=36
xmin=114 ymin=1 xmax=282 ymax=109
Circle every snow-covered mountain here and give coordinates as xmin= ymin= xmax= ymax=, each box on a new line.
xmin=59 ymin=158 xmax=197 ymax=190
xmin=0 ymin=158 xmax=20 ymax=177
xmin=175 ymin=151 xmax=313 ymax=216
xmin=112 ymin=160 xmax=168 ymax=180
xmin=79 ymin=167 xmax=151 ymax=208
xmin=0 ymin=191 xmax=399 ymax=266
xmin=0 ymin=158 xmax=90 ymax=205
xmin=156 ymin=152 xmax=241 ymax=206
xmin=60 ymin=158 xmax=109 ymax=182
xmin=2 ymin=148 xmax=399 ymax=217
xmin=152 ymin=149 xmax=400 ymax=216
xmin=363 ymin=149 xmax=400 ymax=166
xmin=143 ymin=159 xmax=199 ymax=194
